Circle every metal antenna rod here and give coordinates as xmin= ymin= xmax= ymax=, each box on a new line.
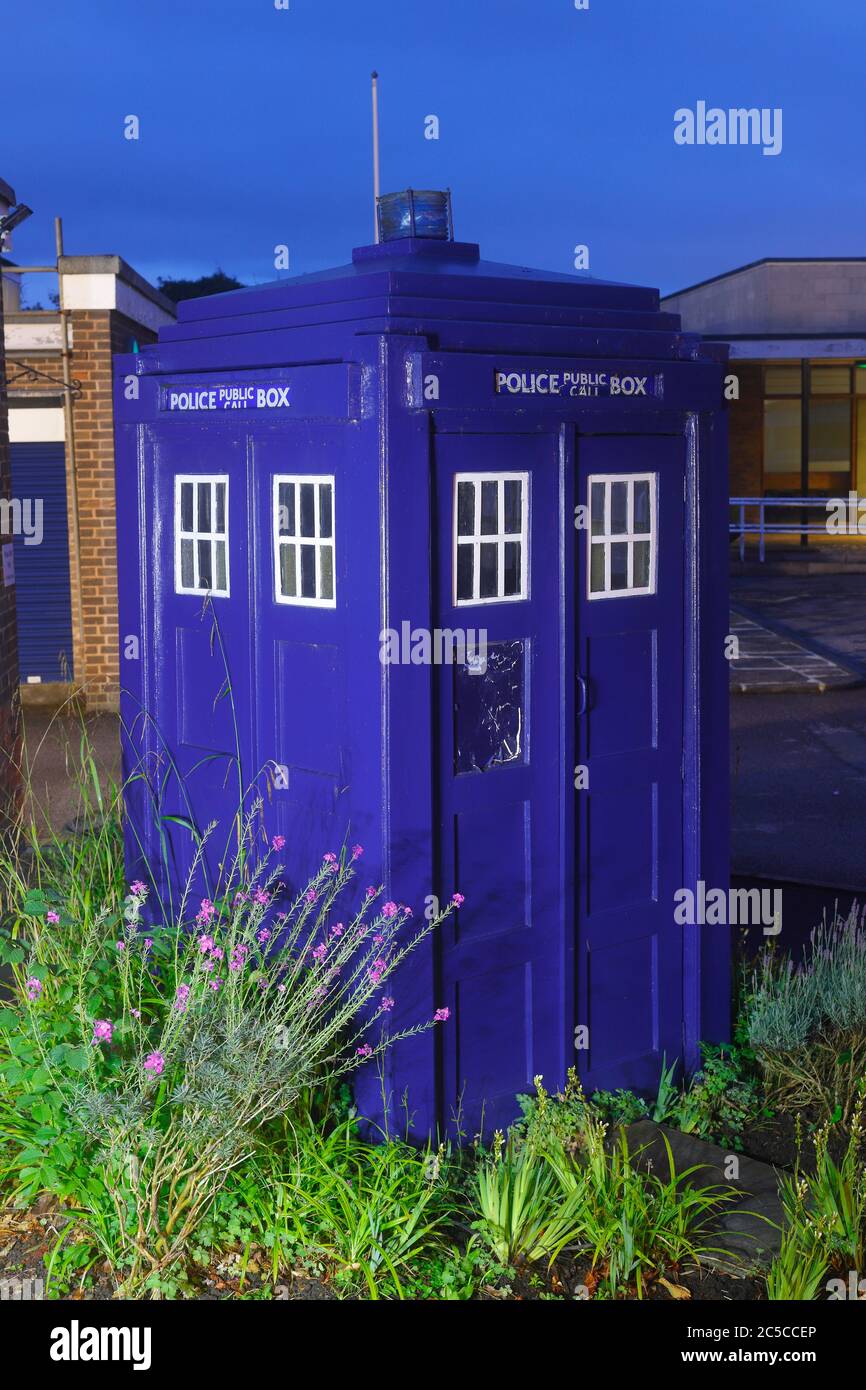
xmin=371 ymin=71 xmax=380 ymax=242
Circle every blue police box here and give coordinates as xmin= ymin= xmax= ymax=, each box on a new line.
xmin=113 ymin=191 xmax=730 ymax=1137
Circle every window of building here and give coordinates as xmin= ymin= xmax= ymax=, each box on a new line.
xmin=454 ymin=473 xmax=528 ymax=605
xmin=763 ymin=363 xmax=859 ymax=492
xmin=175 ymin=476 xmax=229 ymax=596
xmin=273 ymin=476 xmax=335 ymax=606
xmin=587 ymin=474 xmax=657 ymax=599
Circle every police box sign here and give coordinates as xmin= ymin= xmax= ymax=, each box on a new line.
xmin=494 ymin=369 xmax=662 ymax=399
xmin=162 ymin=382 xmax=291 ymax=411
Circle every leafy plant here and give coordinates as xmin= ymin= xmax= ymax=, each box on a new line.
xmin=747 ymin=908 xmax=866 ymax=1125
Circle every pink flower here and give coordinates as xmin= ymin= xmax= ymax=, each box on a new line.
xmin=144 ymin=1051 xmax=165 ymax=1075
xmin=305 ymin=889 xmax=317 ymax=905
xmin=451 ymin=893 xmax=465 ymax=908
xmin=253 ymin=888 xmax=270 ymax=906
xmin=233 ymin=891 xmax=249 ymax=905
xmin=434 ymin=1008 xmax=450 ymax=1023
xmin=210 ymin=946 xmax=224 ymax=960
xmin=352 ymin=845 xmax=364 ymax=859
xmin=331 ymin=922 xmax=344 ymax=937
xmin=369 ymin=958 xmax=387 ymax=985
xmin=209 ymin=978 xmax=223 ymax=992
xmin=373 ymin=934 xmax=385 ymax=946
xmin=197 ymin=899 xmax=216 ymax=922
xmin=92 ymin=1019 xmax=113 ymax=1045
xmin=403 ymin=905 xmax=413 ymax=917
xmin=382 ymin=901 xmax=398 ymax=920
xmin=131 ymin=1008 xmax=141 ymax=1019
xmin=25 ymin=977 xmax=42 ymax=1001
xmin=175 ymin=984 xmax=190 ymax=1013
xmin=198 ymin=934 xmax=214 ymax=954
xmin=380 ymin=996 xmax=395 ymax=1012
xmin=202 ymin=958 xmax=216 ymax=972
xmin=323 ymin=852 xmax=337 ymax=864
xmin=143 ymin=938 xmax=153 ymax=952
xmin=356 ymin=1044 xmax=373 ymax=1058
xmin=311 ymin=943 xmax=327 ymax=961
xmin=115 ymin=941 xmax=125 ymax=952
xmin=257 ymin=927 xmax=271 ymax=945
xmin=271 ymin=834 xmax=286 ymax=851
xmin=366 ymin=886 xmax=376 ymax=899
xmin=130 ymin=880 xmax=147 ymax=896
xmin=46 ymin=910 xmax=60 ymax=925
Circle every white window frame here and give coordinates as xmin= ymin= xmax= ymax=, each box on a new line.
xmin=586 ymin=472 xmax=657 ymax=601
xmin=174 ymin=474 xmax=230 ymax=597
xmin=453 ymin=471 xmax=529 ymax=606
xmin=272 ymin=474 xmax=336 ymax=608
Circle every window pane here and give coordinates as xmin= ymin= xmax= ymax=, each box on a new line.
xmin=810 ymin=366 xmax=850 ymax=395
xmin=479 ymin=542 xmax=498 ymax=598
xmin=590 ymin=481 xmax=605 ymax=536
xmin=214 ymin=541 xmax=227 ymax=593
xmin=279 ymin=543 xmax=297 ymax=597
xmin=180 ymin=538 xmax=194 ymax=588
xmin=180 ymin=483 xmax=194 ymax=532
xmin=454 ymin=640 xmax=524 ymax=774
xmin=215 ymin=482 xmax=226 ymax=535
xmin=457 ymin=481 xmax=475 ymax=536
xmin=456 ymin=544 xmax=474 ymax=601
xmin=480 ymin=481 xmax=499 ymax=535
xmin=197 ymin=539 xmax=212 ymax=589
xmin=809 ymin=399 xmax=851 ymax=474
xmin=633 ymin=480 xmax=651 ymax=534
xmin=503 ymin=540 xmax=521 ymax=597
xmin=299 ymin=483 xmax=315 ymax=538
xmin=610 ymin=481 xmax=628 ymax=534
xmin=633 ymin=540 xmax=651 ymax=589
xmin=856 ymin=368 xmax=866 ymax=396
xmin=319 ymin=484 xmax=333 ymax=539
xmin=590 ymin=543 xmax=606 ymax=593
xmin=765 ymin=366 xmax=802 ymax=395
xmin=197 ymin=482 xmax=211 ymax=532
xmin=763 ymin=400 xmax=802 ymax=474
xmin=300 ymin=544 xmax=316 ymax=598
xmin=278 ymin=483 xmax=295 ymax=536
xmin=503 ymin=480 xmax=522 ymax=534
xmin=610 ymin=542 xmax=628 ymax=590
xmin=319 ymin=544 xmax=334 ymax=601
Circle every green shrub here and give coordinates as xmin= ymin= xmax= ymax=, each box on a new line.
xmin=747 ymin=909 xmax=866 ymax=1124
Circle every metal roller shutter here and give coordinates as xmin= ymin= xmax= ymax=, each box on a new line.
xmin=10 ymin=442 xmax=74 ymax=682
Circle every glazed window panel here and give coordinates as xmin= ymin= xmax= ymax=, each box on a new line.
xmin=273 ymin=475 xmax=336 ymax=608
xmin=174 ymin=475 xmax=230 ymax=597
xmin=587 ymin=473 xmax=657 ymax=599
xmin=453 ymin=472 xmax=529 ymax=605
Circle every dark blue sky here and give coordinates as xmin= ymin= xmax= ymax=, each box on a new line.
xmin=6 ymin=0 xmax=864 ymax=301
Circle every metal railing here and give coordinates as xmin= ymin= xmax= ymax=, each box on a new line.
xmin=730 ymin=496 xmax=837 ymax=562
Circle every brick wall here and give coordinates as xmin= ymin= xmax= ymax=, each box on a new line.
xmin=729 ymin=362 xmax=763 ymax=497
xmin=9 ymin=311 xmax=156 ymax=711
xmin=0 ymin=306 xmax=22 ymax=830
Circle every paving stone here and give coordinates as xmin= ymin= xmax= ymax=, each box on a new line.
xmin=729 ymin=610 xmax=861 ymax=694
xmin=624 ymin=1121 xmax=784 ymax=1273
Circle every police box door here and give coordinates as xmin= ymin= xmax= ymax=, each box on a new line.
xmin=574 ymin=431 xmax=685 ymax=1095
xmin=434 ymin=430 xmax=566 ymax=1133
xmin=146 ymin=423 xmax=253 ymax=905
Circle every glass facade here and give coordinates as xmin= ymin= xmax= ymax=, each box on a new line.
xmin=762 ymin=362 xmax=866 ymax=494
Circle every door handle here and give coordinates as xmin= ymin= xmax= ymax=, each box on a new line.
xmin=576 ymin=674 xmax=588 ymax=717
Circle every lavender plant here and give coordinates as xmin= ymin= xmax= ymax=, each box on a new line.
xmin=17 ymin=809 xmax=457 ymax=1291
xmin=747 ymin=907 xmax=866 ymax=1124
